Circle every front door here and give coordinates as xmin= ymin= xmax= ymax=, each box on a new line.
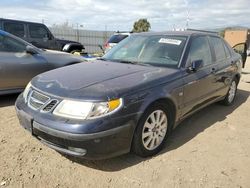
xmin=27 ymin=23 xmax=57 ymax=50
xmin=181 ymin=36 xmax=217 ymax=118
xmin=0 ymin=32 xmax=48 ymax=91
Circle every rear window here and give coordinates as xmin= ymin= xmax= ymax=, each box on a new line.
xmin=209 ymin=37 xmax=226 ymax=61
xmin=3 ymin=22 xmax=25 ymax=38
xmin=108 ymin=34 xmax=129 ymax=43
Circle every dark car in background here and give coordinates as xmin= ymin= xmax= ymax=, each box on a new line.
xmin=0 ymin=30 xmax=84 ymax=95
xmin=16 ymin=31 xmax=243 ymax=159
xmin=0 ymin=18 xmax=84 ymax=53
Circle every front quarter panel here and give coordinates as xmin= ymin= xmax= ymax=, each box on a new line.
xmin=111 ymin=70 xmax=185 ymax=130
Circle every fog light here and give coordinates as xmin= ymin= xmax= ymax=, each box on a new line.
xmin=68 ymin=147 xmax=86 ymax=155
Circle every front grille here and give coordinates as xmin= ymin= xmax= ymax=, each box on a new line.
xmin=27 ymin=90 xmax=59 ymax=112
xmin=42 ymin=100 xmax=58 ymax=112
xmin=28 ymin=90 xmax=50 ymax=110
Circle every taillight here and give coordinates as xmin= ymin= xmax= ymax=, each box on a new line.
xmin=104 ymin=42 xmax=110 ymax=49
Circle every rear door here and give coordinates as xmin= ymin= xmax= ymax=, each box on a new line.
xmin=181 ymin=35 xmax=217 ymax=117
xmin=0 ymin=33 xmax=48 ymax=90
xmin=208 ymin=36 xmax=233 ymax=96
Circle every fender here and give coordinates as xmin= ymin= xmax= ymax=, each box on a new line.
xmin=124 ymin=80 xmax=184 ymax=127
xmin=62 ymin=43 xmax=84 ymax=53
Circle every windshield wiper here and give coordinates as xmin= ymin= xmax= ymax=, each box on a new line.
xmin=100 ymin=58 xmax=152 ymax=67
xmin=116 ymin=60 xmax=154 ymax=67
xmin=117 ymin=60 xmax=138 ymax=65
xmin=98 ymin=57 xmax=108 ymax=61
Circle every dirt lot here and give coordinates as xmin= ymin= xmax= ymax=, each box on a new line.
xmin=1 ymin=59 xmax=250 ymax=188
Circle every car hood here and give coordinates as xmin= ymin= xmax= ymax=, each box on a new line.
xmin=40 ymin=49 xmax=84 ymax=66
xmin=56 ymin=38 xmax=82 ymax=45
xmin=31 ymin=60 xmax=181 ymax=100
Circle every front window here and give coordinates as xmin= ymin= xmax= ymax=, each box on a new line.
xmin=103 ymin=35 xmax=187 ymax=67
xmin=29 ymin=24 xmax=49 ymax=39
xmin=188 ymin=36 xmax=212 ymax=66
xmin=0 ymin=34 xmax=26 ymax=52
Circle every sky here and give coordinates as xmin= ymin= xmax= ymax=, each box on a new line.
xmin=0 ymin=0 xmax=250 ymax=31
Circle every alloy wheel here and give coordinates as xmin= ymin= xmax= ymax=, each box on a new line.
xmin=142 ymin=110 xmax=168 ymax=150
xmin=228 ymin=81 xmax=236 ymax=103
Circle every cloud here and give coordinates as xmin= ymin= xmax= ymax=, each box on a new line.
xmin=0 ymin=0 xmax=249 ymax=31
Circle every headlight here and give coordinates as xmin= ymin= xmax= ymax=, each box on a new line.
xmin=23 ymin=82 xmax=32 ymax=103
xmin=53 ymin=98 xmax=123 ymax=120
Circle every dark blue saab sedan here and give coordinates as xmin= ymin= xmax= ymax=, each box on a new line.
xmin=16 ymin=31 xmax=243 ymax=159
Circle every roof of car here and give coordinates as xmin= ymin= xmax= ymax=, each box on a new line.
xmin=0 ymin=18 xmax=45 ymax=25
xmin=133 ymin=30 xmax=219 ymax=37
xmin=114 ymin=32 xmax=131 ymax=35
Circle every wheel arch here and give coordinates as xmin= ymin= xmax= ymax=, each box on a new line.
xmin=136 ymin=96 xmax=177 ymax=130
xmin=62 ymin=43 xmax=84 ymax=53
xmin=130 ymin=96 xmax=177 ymax=155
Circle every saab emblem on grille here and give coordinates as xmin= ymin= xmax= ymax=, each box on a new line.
xmin=27 ymin=90 xmax=58 ymax=112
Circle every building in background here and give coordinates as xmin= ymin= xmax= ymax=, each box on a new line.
xmin=224 ymin=29 xmax=250 ymax=48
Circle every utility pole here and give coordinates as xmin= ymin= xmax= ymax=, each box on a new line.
xmin=104 ymin=24 xmax=108 ymax=42
xmin=76 ymin=23 xmax=79 ymax=42
xmin=186 ymin=10 xmax=190 ymax=29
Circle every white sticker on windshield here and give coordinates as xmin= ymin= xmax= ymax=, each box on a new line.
xmin=158 ymin=38 xmax=182 ymax=45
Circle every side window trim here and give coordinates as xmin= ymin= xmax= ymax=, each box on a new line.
xmin=223 ymin=43 xmax=231 ymax=58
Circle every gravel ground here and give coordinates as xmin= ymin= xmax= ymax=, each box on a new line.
xmin=0 ymin=59 xmax=250 ymax=188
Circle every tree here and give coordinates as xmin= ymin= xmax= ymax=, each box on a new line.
xmin=132 ymin=18 xmax=151 ymax=33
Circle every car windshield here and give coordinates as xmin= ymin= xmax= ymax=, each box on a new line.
xmin=103 ymin=35 xmax=187 ymax=67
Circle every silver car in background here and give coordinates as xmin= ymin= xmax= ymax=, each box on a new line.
xmin=0 ymin=30 xmax=84 ymax=95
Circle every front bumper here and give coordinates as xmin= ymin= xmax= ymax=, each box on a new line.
xmin=15 ymin=94 xmax=135 ymax=160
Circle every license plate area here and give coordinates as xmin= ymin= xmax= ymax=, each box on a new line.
xmin=17 ymin=110 xmax=33 ymax=133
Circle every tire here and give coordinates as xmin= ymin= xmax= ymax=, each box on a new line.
xmin=132 ymin=103 xmax=174 ymax=157
xmin=70 ymin=50 xmax=81 ymax=55
xmin=221 ymin=78 xmax=238 ymax=106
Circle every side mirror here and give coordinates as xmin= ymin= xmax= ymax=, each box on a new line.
xmin=43 ymin=33 xmax=52 ymax=41
xmin=48 ymin=34 xmax=53 ymax=40
xmin=26 ymin=46 xmax=38 ymax=55
xmin=188 ymin=59 xmax=204 ymax=72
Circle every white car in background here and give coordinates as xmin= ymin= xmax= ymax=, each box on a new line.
xmin=104 ymin=32 xmax=131 ymax=52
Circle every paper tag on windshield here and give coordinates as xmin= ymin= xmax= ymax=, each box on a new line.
xmin=158 ymin=38 xmax=182 ymax=45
